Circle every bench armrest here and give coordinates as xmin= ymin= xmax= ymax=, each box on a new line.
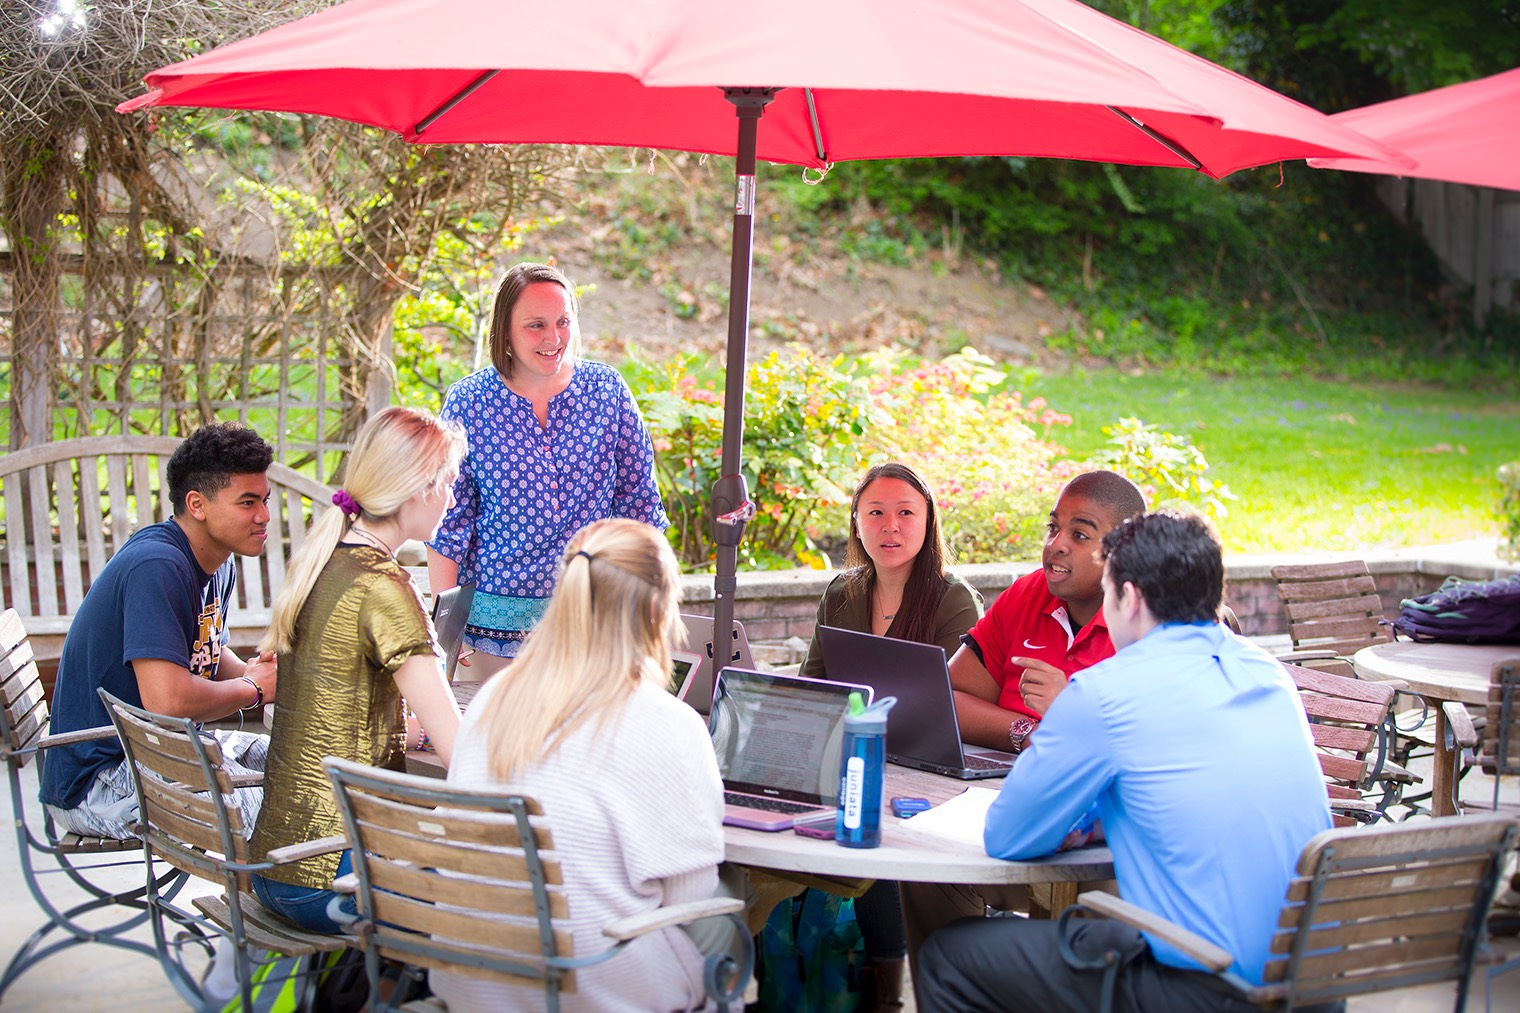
xmin=333 ymin=873 xmax=357 ymax=895
xmin=602 ymin=897 xmax=745 ymax=942
xmin=1076 ymin=891 xmax=1235 ymax=972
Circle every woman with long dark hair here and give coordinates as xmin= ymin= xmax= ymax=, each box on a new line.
xmin=797 ymin=461 xmax=983 ymax=1009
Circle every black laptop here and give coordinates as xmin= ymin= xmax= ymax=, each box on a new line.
xmin=430 ymin=582 xmax=475 ymax=680
xmin=818 ymin=625 xmax=1018 ymax=780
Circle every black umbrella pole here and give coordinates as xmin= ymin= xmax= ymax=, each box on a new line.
xmin=708 ymin=88 xmax=775 ymax=716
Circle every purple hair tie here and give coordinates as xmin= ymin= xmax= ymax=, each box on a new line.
xmin=332 ymin=489 xmax=362 ymax=518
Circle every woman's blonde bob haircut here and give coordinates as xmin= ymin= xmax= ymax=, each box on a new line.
xmin=261 ymin=406 xmax=466 ymax=654
xmin=477 ymin=518 xmax=682 ymax=781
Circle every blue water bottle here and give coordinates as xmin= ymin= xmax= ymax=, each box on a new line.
xmin=836 ymin=693 xmax=897 ymax=849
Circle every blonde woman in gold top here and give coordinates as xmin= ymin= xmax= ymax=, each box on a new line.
xmin=249 ymin=406 xmax=466 ymax=933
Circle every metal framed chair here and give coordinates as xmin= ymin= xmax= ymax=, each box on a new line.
xmin=101 ymin=690 xmax=350 ymax=1011
xmin=1063 ymin=813 xmax=1520 ymax=1013
xmin=1285 ymin=661 xmax=1422 ymax=823
xmin=323 ymin=756 xmax=753 ymax=1013
xmin=1270 ymin=560 xmax=1394 ymax=670
xmin=1482 ymin=656 xmax=1520 ymax=811
xmin=0 ymin=608 xmax=186 ymax=1000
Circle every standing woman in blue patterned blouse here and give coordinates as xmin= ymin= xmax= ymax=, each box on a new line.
xmin=427 ymin=263 xmax=669 ymax=676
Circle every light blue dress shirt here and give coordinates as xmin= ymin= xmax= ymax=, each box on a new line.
xmin=983 ymin=621 xmax=1332 ymax=985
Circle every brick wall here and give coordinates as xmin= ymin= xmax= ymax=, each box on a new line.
xmin=683 ymin=548 xmax=1518 ymax=661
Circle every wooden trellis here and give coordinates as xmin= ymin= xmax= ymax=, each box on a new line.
xmin=0 ymin=253 xmax=378 ymax=481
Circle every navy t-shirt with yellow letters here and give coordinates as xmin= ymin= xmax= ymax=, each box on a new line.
xmin=40 ymin=519 xmax=235 ymax=809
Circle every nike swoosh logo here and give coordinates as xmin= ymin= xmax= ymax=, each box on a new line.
xmin=1023 ymin=639 xmax=1045 ymax=650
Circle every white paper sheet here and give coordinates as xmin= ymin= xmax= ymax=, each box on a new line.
xmin=894 ymin=785 xmax=1002 ymax=847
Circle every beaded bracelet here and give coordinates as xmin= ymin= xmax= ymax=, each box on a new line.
xmin=239 ymin=675 xmax=264 ymax=712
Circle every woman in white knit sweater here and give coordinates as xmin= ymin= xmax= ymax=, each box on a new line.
xmin=432 ymin=518 xmax=729 ymax=1012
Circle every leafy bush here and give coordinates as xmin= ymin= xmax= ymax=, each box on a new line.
xmin=626 ymin=347 xmax=883 ymax=571
xmin=1085 ymin=417 xmax=1236 ymax=519
xmin=627 ymin=346 xmax=1083 ymax=570
xmin=1499 ymin=462 xmax=1520 ymax=563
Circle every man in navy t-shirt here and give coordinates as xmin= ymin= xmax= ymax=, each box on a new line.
xmin=41 ymin=422 xmax=281 ymax=839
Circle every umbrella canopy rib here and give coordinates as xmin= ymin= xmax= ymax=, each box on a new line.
xmin=416 ymin=69 xmax=500 ymax=136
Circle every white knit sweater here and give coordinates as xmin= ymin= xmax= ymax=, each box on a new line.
xmin=431 ymin=679 xmax=726 ymax=1012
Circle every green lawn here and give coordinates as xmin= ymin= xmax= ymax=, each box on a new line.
xmin=1025 ymin=369 xmax=1520 ymax=555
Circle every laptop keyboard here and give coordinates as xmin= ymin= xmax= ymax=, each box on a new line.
xmin=965 ymin=753 xmax=1015 ymax=771
xmin=724 ymin=791 xmax=823 ymax=815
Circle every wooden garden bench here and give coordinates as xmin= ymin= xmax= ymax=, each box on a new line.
xmin=0 ymin=436 xmax=332 ymax=678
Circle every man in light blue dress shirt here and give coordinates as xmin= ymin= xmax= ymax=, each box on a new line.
xmin=917 ymin=510 xmax=1335 ymax=1012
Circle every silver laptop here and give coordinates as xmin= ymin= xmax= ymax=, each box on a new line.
xmin=678 ymin=613 xmax=757 ymax=718
xmin=711 ymin=667 xmax=873 ymax=832
xmin=818 ymin=626 xmax=1018 ymax=780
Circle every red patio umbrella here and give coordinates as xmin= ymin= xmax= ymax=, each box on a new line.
xmin=1308 ymin=68 xmax=1520 ymax=192
xmin=120 ymin=0 xmax=1403 ymax=712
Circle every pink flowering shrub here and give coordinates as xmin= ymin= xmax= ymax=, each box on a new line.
xmin=628 ymin=346 xmax=1077 ymax=570
xmin=843 ymin=348 xmax=1077 ymax=563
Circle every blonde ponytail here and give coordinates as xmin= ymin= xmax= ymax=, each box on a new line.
xmin=481 ymin=519 xmax=680 ymax=781
xmin=260 ymin=406 xmax=465 ymax=654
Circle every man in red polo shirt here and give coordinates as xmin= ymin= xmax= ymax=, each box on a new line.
xmin=902 ymin=469 xmax=1145 ymax=983
xmin=951 ymin=469 xmax=1146 ymax=751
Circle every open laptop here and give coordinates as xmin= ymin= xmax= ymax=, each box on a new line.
xmin=667 ymin=650 xmax=705 ymax=701
xmin=430 ymin=582 xmax=475 ymax=680
xmin=711 ymin=667 xmax=873 ymax=831
xmin=818 ymin=626 xmax=1019 ymax=780
xmin=678 ymin=613 xmax=757 ymax=719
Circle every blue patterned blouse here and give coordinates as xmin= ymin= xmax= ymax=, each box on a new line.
xmin=428 ymin=361 xmax=668 ymax=601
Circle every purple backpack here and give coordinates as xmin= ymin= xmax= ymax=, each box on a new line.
xmin=1393 ymin=575 xmax=1520 ymax=644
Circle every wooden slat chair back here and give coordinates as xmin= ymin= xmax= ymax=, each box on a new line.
xmin=101 ymin=691 xmax=348 ymax=1011
xmin=0 ymin=436 xmax=332 ymax=664
xmin=1271 ymin=560 xmax=1393 ymax=667
xmin=0 ymin=608 xmax=175 ymax=999
xmin=1071 ymin=814 xmax=1519 ymax=1013
xmin=1482 ymin=656 xmax=1520 ymax=810
xmin=1262 ymin=815 xmax=1517 ymax=1010
xmin=1285 ymin=662 xmax=1414 ymax=824
xmin=323 ymin=757 xmax=750 ymax=1013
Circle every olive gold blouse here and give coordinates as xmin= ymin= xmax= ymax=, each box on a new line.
xmin=250 ymin=545 xmax=438 ymax=888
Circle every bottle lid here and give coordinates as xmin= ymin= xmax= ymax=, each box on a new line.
xmin=844 ymin=694 xmax=896 ymax=733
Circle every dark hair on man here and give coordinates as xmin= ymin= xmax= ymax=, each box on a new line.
xmin=487 ymin=262 xmax=580 ymax=379
xmin=167 ymin=422 xmax=274 ymax=514
xmin=1061 ymin=469 xmax=1146 ymax=524
xmin=844 ymin=461 xmax=952 ymax=645
xmin=1100 ymin=510 xmax=1224 ymax=624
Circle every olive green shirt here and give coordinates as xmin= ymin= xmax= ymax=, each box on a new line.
xmin=798 ymin=570 xmax=984 ymax=682
xmin=251 ymin=546 xmax=437 ymax=887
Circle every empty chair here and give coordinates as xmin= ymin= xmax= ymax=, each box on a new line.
xmin=1285 ymin=661 xmax=1419 ymax=823
xmin=323 ymin=757 xmax=751 ymax=1013
xmin=101 ymin=690 xmax=350 ymax=1011
xmin=0 ymin=608 xmax=183 ymax=1000
xmin=1271 ymin=560 xmax=1392 ymax=672
xmin=1482 ymin=656 xmax=1520 ymax=811
xmin=1065 ymin=813 xmax=1519 ymax=1013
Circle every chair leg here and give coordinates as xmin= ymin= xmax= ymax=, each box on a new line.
xmin=1 ymin=831 xmax=190 ymax=1001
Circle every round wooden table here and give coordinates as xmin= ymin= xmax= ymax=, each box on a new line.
xmin=1352 ymin=642 xmax=1520 ymax=816
xmin=725 ymin=766 xmax=1113 ymax=916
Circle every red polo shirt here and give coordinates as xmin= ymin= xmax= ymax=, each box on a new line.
xmin=964 ymin=569 xmax=1116 ymax=720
